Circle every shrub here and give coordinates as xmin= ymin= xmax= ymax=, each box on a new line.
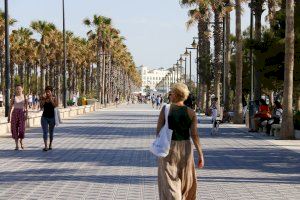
xmin=67 ymin=99 xmax=74 ymax=106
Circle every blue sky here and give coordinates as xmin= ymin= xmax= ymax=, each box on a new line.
xmin=0 ymin=0 xmax=266 ymax=71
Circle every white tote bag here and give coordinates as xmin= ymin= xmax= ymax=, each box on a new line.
xmin=150 ymin=104 xmax=173 ymax=157
xmin=54 ymin=108 xmax=62 ymax=127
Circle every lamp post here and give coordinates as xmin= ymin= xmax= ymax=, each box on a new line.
xmin=191 ymin=38 xmax=199 ymax=104
xmin=179 ymin=55 xmax=187 ymax=83
xmin=62 ymin=0 xmax=67 ymax=108
xmin=184 ymin=48 xmax=194 ymax=88
xmin=4 ymin=0 xmax=10 ymax=117
xmin=175 ymin=62 xmax=179 ymax=82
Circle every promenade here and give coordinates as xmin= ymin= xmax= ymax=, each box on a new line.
xmin=0 ymin=104 xmax=299 ymax=200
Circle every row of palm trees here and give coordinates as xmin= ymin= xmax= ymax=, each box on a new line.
xmin=180 ymin=0 xmax=295 ymax=139
xmin=0 ymin=12 xmax=141 ymax=105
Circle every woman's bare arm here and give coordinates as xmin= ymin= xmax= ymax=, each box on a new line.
xmin=156 ymin=106 xmax=166 ymax=136
xmin=189 ymin=109 xmax=204 ymax=166
xmin=7 ymin=97 xmax=14 ymax=122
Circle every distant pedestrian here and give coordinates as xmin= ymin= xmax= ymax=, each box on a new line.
xmin=40 ymin=86 xmax=58 ymax=151
xmin=0 ymin=91 xmax=3 ymax=107
xmin=115 ymin=96 xmax=119 ymax=107
xmin=28 ymin=93 xmax=33 ymax=109
xmin=8 ymin=84 xmax=28 ymax=150
xmin=156 ymin=95 xmax=161 ymax=109
xmin=72 ymin=93 xmax=78 ymax=106
xmin=151 ymin=94 xmax=156 ymax=108
xmin=156 ymin=83 xmax=204 ymax=200
xmin=127 ymin=96 xmax=130 ymax=105
xmin=210 ymin=97 xmax=220 ymax=134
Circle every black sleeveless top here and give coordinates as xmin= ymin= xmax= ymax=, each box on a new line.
xmin=42 ymin=101 xmax=55 ymax=118
xmin=168 ymin=104 xmax=192 ymax=141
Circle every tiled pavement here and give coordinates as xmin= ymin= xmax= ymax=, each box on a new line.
xmin=0 ymin=104 xmax=299 ymax=200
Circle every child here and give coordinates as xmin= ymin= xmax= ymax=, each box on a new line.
xmin=210 ymin=98 xmax=219 ymax=134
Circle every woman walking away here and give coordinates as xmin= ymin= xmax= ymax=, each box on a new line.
xmin=8 ymin=84 xmax=28 ymax=150
xmin=156 ymin=83 xmax=204 ymax=200
xmin=40 ymin=86 xmax=58 ymax=151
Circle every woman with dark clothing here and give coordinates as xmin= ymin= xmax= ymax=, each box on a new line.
xmin=156 ymin=83 xmax=204 ymax=200
xmin=40 ymin=86 xmax=58 ymax=151
xmin=266 ymin=101 xmax=283 ymax=134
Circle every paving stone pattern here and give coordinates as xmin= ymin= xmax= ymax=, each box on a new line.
xmin=0 ymin=104 xmax=299 ymax=200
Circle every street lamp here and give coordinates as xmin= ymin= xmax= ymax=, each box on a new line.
xmin=179 ymin=55 xmax=187 ymax=83
xmin=184 ymin=48 xmax=193 ymax=88
xmin=175 ymin=62 xmax=179 ymax=82
xmin=62 ymin=0 xmax=67 ymax=108
xmin=4 ymin=0 xmax=10 ymax=117
xmin=191 ymin=37 xmax=200 ymax=105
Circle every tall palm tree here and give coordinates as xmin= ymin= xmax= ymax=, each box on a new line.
xmin=233 ymin=0 xmax=244 ymax=124
xmin=211 ymin=0 xmax=224 ymax=113
xmin=30 ymin=21 xmax=56 ymax=94
xmin=0 ymin=10 xmax=16 ymax=94
xmin=280 ymin=0 xmax=294 ymax=139
xmin=224 ymin=0 xmax=232 ymax=111
xmin=181 ymin=0 xmax=211 ymax=112
xmin=253 ymin=0 xmax=265 ymax=101
xmin=84 ymin=15 xmax=112 ymax=104
xmin=10 ymin=28 xmax=33 ymax=89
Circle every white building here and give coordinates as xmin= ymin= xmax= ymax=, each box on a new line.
xmin=137 ymin=65 xmax=169 ymax=93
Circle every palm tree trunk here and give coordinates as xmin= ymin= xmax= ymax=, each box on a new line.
xmin=35 ymin=63 xmax=38 ymax=94
xmin=0 ymin=43 xmax=4 ymax=94
xmin=20 ymin=63 xmax=24 ymax=87
xmin=254 ymin=0 xmax=264 ymax=101
xmin=40 ymin=65 xmax=45 ymax=94
xmin=81 ymin=66 xmax=86 ymax=96
xmin=55 ymin=63 xmax=61 ymax=106
xmin=296 ymin=93 xmax=300 ymax=111
xmin=213 ymin=10 xmax=222 ymax=112
xmin=86 ymin=64 xmax=91 ymax=96
xmin=10 ymin=62 xmax=15 ymax=96
xmin=225 ymin=11 xmax=231 ymax=111
xmin=26 ymin=63 xmax=31 ymax=93
xmin=96 ymin=47 xmax=101 ymax=103
xmin=90 ymin=64 xmax=94 ymax=97
xmin=280 ymin=0 xmax=294 ymax=139
xmin=102 ymin=54 xmax=106 ymax=105
xmin=233 ymin=0 xmax=244 ymax=124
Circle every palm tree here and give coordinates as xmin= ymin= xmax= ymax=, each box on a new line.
xmin=84 ymin=15 xmax=112 ymax=104
xmin=280 ymin=0 xmax=294 ymax=139
xmin=0 ymin=10 xmax=16 ymax=94
xmin=30 ymin=21 xmax=56 ymax=94
xmin=10 ymin=28 xmax=33 ymax=90
xmin=224 ymin=0 xmax=232 ymax=111
xmin=181 ymin=0 xmax=211 ymax=112
xmin=233 ymin=0 xmax=244 ymax=124
xmin=253 ymin=0 xmax=265 ymax=101
xmin=211 ymin=0 xmax=224 ymax=113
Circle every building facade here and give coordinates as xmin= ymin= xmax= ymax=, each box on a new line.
xmin=137 ymin=65 xmax=169 ymax=93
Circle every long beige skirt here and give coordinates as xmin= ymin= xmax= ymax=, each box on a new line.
xmin=158 ymin=140 xmax=197 ymax=200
